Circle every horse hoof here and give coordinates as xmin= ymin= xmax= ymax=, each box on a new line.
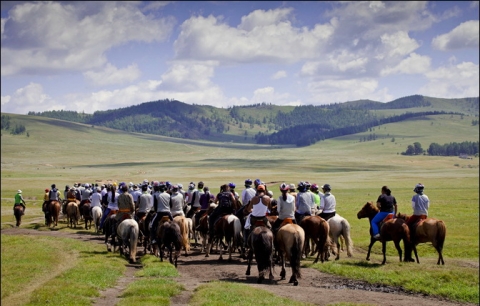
xmin=293 ymin=281 xmax=298 ymax=286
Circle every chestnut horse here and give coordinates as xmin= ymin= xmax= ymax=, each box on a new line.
xmin=357 ymin=202 xmax=414 ymax=265
xmin=299 ymin=216 xmax=331 ymax=264
xmin=47 ymin=201 xmax=61 ymax=228
xmin=206 ymin=214 xmax=243 ymax=261
xmin=276 ymin=222 xmax=305 ymax=286
xmin=397 ymin=213 xmax=446 ymax=265
xmin=327 ymin=214 xmax=353 ymax=260
xmin=245 ymin=226 xmax=274 ymax=284
xmin=14 ymin=205 xmax=24 ymax=227
xmin=66 ymin=202 xmax=80 ymax=228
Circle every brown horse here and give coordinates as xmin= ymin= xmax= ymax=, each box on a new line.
xmin=299 ymin=216 xmax=331 ymax=264
xmin=245 ymin=226 xmax=274 ymax=284
xmin=173 ymin=215 xmax=190 ymax=256
xmin=157 ymin=220 xmax=183 ymax=267
xmin=80 ymin=202 xmax=93 ymax=230
xmin=205 ymin=214 xmax=243 ymax=261
xmin=14 ymin=206 xmax=24 ymax=227
xmin=47 ymin=201 xmax=61 ymax=228
xmin=357 ymin=202 xmax=414 ymax=265
xmin=276 ymin=222 xmax=305 ymax=286
xmin=396 ymin=213 xmax=446 ymax=265
xmin=66 ymin=202 xmax=80 ymax=228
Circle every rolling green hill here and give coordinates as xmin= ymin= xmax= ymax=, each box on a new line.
xmin=24 ymin=95 xmax=479 ymax=146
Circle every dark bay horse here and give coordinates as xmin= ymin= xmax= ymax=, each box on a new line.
xmin=80 ymin=202 xmax=93 ymax=230
xmin=205 ymin=214 xmax=243 ymax=261
xmin=47 ymin=201 xmax=61 ymax=228
xmin=276 ymin=222 xmax=305 ymax=286
xmin=245 ymin=226 xmax=274 ymax=284
xmin=299 ymin=216 xmax=331 ymax=264
xmin=397 ymin=213 xmax=446 ymax=265
xmin=157 ymin=220 xmax=183 ymax=268
xmin=357 ymin=202 xmax=414 ymax=265
xmin=14 ymin=206 xmax=24 ymax=227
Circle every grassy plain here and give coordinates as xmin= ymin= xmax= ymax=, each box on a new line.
xmin=1 ymin=113 xmax=478 ymax=303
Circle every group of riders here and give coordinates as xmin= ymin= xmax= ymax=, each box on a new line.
xmin=15 ymin=178 xmax=430 ymax=251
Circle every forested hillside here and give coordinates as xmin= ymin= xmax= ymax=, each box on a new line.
xmin=27 ymin=95 xmax=478 ymax=146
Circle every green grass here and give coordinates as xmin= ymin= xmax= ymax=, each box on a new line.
xmin=1 ymin=112 xmax=478 ymax=304
xmin=189 ymin=281 xmax=312 ymax=306
xmin=118 ymin=255 xmax=183 ymax=306
xmin=1 ymin=234 xmax=125 ymax=306
xmin=307 ymin=259 xmax=479 ymax=303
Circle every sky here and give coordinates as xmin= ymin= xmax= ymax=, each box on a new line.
xmin=1 ymin=1 xmax=479 ymax=115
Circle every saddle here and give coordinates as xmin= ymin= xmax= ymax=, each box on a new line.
xmin=280 ymin=218 xmax=294 ymax=228
xmin=108 ymin=209 xmax=118 ymax=217
xmin=379 ymin=213 xmax=395 ymax=228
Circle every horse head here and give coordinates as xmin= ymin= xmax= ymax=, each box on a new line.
xmin=396 ymin=212 xmax=407 ymax=220
xmin=356 ymin=202 xmax=377 ymax=219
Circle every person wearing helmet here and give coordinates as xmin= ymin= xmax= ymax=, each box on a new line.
xmin=254 ymin=179 xmax=262 ymax=189
xmin=130 ymin=184 xmax=142 ymax=205
xmin=80 ymin=183 xmax=92 ymax=212
xmin=272 ymin=183 xmax=296 ymax=234
xmin=241 ymin=179 xmax=256 ymax=206
xmin=406 ymin=183 xmax=429 ymax=229
xmin=244 ymin=184 xmax=272 ymax=232
xmin=14 ymin=190 xmax=26 ymax=215
xmin=310 ymin=184 xmax=322 ymax=215
xmin=196 ymin=186 xmax=214 ymax=227
xmin=289 ymin=183 xmax=297 ymax=200
xmin=63 ymin=185 xmax=70 ymax=201
xmin=371 ymin=185 xmax=397 ymax=240
xmin=99 ymin=184 xmax=120 ymax=230
xmin=89 ymin=187 xmax=102 ymax=217
xmin=319 ymin=184 xmax=336 ymax=221
xmin=150 ymin=182 xmax=173 ymax=244
xmin=115 ymin=184 xmax=135 ymax=229
xmin=186 ymin=181 xmax=204 ymax=219
xmin=294 ymin=182 xmax=315 ymax=224
xmin=228 ymin=182 xmax=239 ymax=201
xmin=177 ymin=183 xmax=186 ymax=201
xmin=43 ymin=184 xmax=61 ymax=224
xmin=185 ymin=182 xmax=197 ymax=208
xmin=170 ymin=185 xmax=185 ymax=218
xmin=209 ymin=184 xmax=236 ymax=238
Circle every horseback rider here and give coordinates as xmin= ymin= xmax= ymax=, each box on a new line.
xmin=196 ymin=186 xmax=213 ymax=228
xmin=318 ymin=184 xmax=337 ymax=221
xmin=271 ymin=183 xmax=296 ymax=234
xmin=406 ymin=183 xmax=429 ymax=234
xmin=229 ymin=182 xmax=239 ymax=201
xmin=65 ymin=187 xmax=77 ymax=214
xmin=241 ymin=179 xmax=256 ymax=206
xmin=209 ymin=184 xmax=236 ymax=238
xmin=371 ymin=186 xmax=397 ymax=240
xmin=136 ymin=184 xmax=152 ymax=221
xmin=89 ymin=187 xmax=102 ymax=216
xmin=294 ymin=182 xmax=313 ymax=224
xmin=310 ymin=183 xmax=323 ymax=214
xmin=14 ymin=190 xmax=26 ymax=214
xmin=244 ymin=184 xmax=272 ymax=230
xmin=113 ymin=184 xmax=135 ymax=236
xmin=44 ymin=184 xmax=61 ymax=223
xmin=80 ymin=183 xmax=92 ymax=211
xmin=186 ymin=181 xmax=204 ymax=219
xmin=170 ymin=185 xmax=185 ymax=218
xmin=150 ymin=182 xmax=173 ymax=245
xmin=99 ymin=184 xmax=119 ymax=230
xmin=288 ymin=183 xmax=297 ymax=200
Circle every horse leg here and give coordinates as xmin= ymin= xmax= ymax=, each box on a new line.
xmin=280 ymin=251 xmax=286 ymax=280
xmin=335 ymin=236 xmax=341 ymax=261
xmin=245 ymin=248 xmax=253 ymax=276
xmin=366 ymin=238 xmax=376 ymax=261
xmin=394 ymin=239 xmax=402 ymax=262
xmin=381 ymin=241 xmax=387 ymax=265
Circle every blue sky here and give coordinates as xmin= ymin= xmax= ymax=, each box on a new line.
xmin=1 ymin=1 xmax=479 ymax=114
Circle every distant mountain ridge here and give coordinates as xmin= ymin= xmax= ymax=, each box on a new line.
xmin=27 ymin=95 xmax=478 ymax=146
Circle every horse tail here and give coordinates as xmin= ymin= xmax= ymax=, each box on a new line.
xmin=341 ymin=218 xmax=353 ymax=256
xmin=291 ymin=231 xmax=303 ymax=279
xmin=435 ymin=220 xmax=446 ymax=252
xmin=129 ymin=222 xmax=139 ymax=263
xmin=253 ymin=231 xmax=273 ymax=275
xmin=180 ymin=218 xmax=190 ymax=252
xmin=232 ymin=216 xmax=243 ymax=249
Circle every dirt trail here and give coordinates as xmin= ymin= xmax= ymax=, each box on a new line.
xmin=1 ymin=227 xmax=475 ymax=306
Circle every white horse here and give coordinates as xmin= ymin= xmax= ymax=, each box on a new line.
xmin=185 ymin=217 xmax=193 ymax=240
xmin=117 ymin=219 xmax=139 ymax=264
xmin=327 ymin=214 xmax=353 ymax=260
xmin=92 ymin=206 xmax=103 ymax=234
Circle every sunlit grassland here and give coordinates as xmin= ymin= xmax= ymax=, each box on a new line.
xmin=1 ymin=112 xmax=478 ymax=303
xmin=1 ymin=234 xmax=125 ymax=306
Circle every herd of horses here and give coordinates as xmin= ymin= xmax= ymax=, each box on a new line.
xmin=20 ymin=198 xmax=446 ymax=285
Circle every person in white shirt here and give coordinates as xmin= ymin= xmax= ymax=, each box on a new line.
xmin=319 ymin=184 xmax=336 ymax=221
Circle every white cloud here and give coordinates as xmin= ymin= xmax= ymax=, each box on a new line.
xmin=1 ymin=2 xmax=175 ymax=76
xmin=0 ymin=83 xmax=64 ymax=114
xmin=380 ymin=31 xmax=420 ymax=58
xmin=306 ymin=78 xmax=393 ymax=104
xmin=174 ymin=9 xmax=334 ymax=64
xmin=159 ymin=61 xmax=219 ymax=92
xmin=432 ymin=20 xmax=479 ymax=51
xmin=228 ymin=86 xmax=299 ymax=106
xmin=380 ymin=53 xmax=431 ymax=76
xmin=419 ymin=62 xmax=479 ymax=98
xmin=271 ymin=70 xmax=287 ymax=79
xmin=83 ymin=63 xmax=141 ymax=86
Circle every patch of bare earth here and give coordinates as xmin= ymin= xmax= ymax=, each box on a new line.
xmin=2 ymin=228 xmax=476 ymax=306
